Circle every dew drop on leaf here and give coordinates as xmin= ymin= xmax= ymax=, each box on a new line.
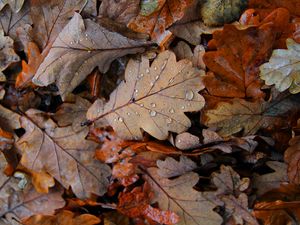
xmin=150 ymin=110 xmax=157 ymax=117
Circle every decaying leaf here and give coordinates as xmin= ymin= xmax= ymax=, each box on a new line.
xmin=157 ymin=155 xmax=197 ymax=178
xmin=285 ymin=131 xmax=300 ymax=184
xmin=16 ymin=109 xmax=111 ymax=198
xmin=260 ymin=38 xmax=300 ymax=94
xmin=0 ymin=0 xmax=24 ymax=13
xmin=144 ymin=168 xmax=223 ymax=225
xmin=87 ymin=50 xmax=205 ymax=140
xmin=23 ymin=210 xmax=100 ymax=225
xmin=0 ymin=104 xmax=21 ymax=131
xmin=0 ymin=29 xmax=20 ymax=76
xmin=32 ymin=13 xmax=150 ymax=100
xmin=253 ymin=161 xmax=289 ymax=196
xmin=99 ymin=0 xmax=140 ymax=25
xmin=128 ymin=0 xmax=193 ymax=43
xmin=203 ymin=95 xmax=300 ymax=137
xmin=203 ymin=23 xmax=279 ymax=99
xmin=0 ymin=153 xmax=65 ymax=223
xmin=201 ymin=0 xmax=248 ymax=26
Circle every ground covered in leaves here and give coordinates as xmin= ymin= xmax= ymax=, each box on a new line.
xmin=0 ymin=0 xmax=300 ymax=224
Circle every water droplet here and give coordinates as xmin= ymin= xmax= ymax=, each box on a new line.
xmin=169 ymin=78 xmax=174 ymax=84
xmin=150 ymin=110 xmax=157 ymax=117
xmin=75 ymin=72 xmax=79 ymax=76
xmin=178 ymin=139 xmax=182 ymax=143
xmin=140 ymin=104 xmax=144 ymax=107
xmin=161 ymin=60 xmax=167 ymax=70
xmin=154 ymin=67 xmax=157 ymax=71
xmin=85 ymin=34 xmax=88 ymax=37
xmin=187 ymin=103 xmax=191 ymax=106
xmin=70 ymin=41 xmax=73 ymax=45
xmin=185 ymin=90 xmax=194 ymax=100
xmin=181 ymin=106 xmax=185 ymax=110
xmin=150 ymin=103 xmax=156 ymax=108
xmin=146 ymin=68 xmax=150 ymax=73
xmin=169 ymin=108 xmax=175 ymax=114
xmin=114 ymin=118 xmax=117 ymax=122
xmin=118 ymin=117 xmax=124 ymax=122
xmin=166 ymin=118 xmax=172 ymax=124
xmin=88 ymin=50 xmax=91 ymax=53
xmin=150 ymin=82 xmax=154 ymax=87
xmin=134 ymin=89 xmax=138 ymax=93
xmin=135 ymin=112 xmax=140 ymax=116
xmin=140 ymin=73 xmax=144 ymax=77
xmin=155 ymin=75 xmax=159 ymax=80
xmin=127 ymin=112 xmax=131 ymax=116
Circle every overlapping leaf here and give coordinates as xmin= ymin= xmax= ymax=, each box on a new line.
xmin=0 ymin=0 xmax=24 ymax=13
xmin=16 ymin=110 xmax=111 ymax=198
xmin=87 ymin=50 xmax=205 ymax=140
xmin=32 ymin=13 xmax=150 ymax=100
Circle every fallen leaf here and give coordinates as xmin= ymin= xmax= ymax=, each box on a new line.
xmin=203 ymin=23 xmax=280 ymax=99
xmin=0 ymin=104 xmax=21 ymax=131
xmin=200 ymin=0 xmax=248 ymax=26
xmin=144 ymin=168 xmax=223 ymax=225
xmin=32 ymin=13 xmax=150 ymax=100
xmin=99 ymin=0 xmax=140 ymax=25
xmin=285 ymin=130 xmax=300 ymax=184
xmin=0 ymin=127 xmax=14 ymax=151
xmin=157 ymin=155 xmax=197 ymax=178
xmin=16 ymin=109 xmax=111 ymax=198
xmin=128 ymin=0 xmax=193 ymax=44
xmin=0 ymin=0 xmax=24 ymax=13
xmin=253 ymin=161 xmax=289 ymax=196
xmin=87 ymin=50 xmax=205 ymax=140
xmin=174 ymin=132 xmax=200 ymax=150
xmin=203 ymin=95 xmax=300 ymax=137
xmin=23 ymin=210 xmax=100 ymax=225
xmin=0 ymin=153 xmax=65 ymax=223
xmin=0 ymin=29 xmax=20 ymax=75
xmin=260 ymin=38 xmax=300 ymax=94
xmin=117 ymin=183 xmax=179 ymax=224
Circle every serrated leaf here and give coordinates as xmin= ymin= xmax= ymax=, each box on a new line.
xmin=144 ymin=168 xmax=223 ymax=225
xmin=87 ymin=50 xmax=205 ymax=140
xmin=203 ymin=95 xmax=300 ymax=137
xmin=260 ymin=39 xmax=300 ymax=94
xmin=32 ymin=13 xmax=150 ymax=100
xmin=16 ymin=109 xmax=111 ymax=198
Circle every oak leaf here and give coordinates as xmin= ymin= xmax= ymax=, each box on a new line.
xmin=144 ymin=168 xmax=223 ymax=225
xmin=260 ymin=38 xmax=300 ymax=94
xmin=203 ymin=95 xmax=300 ymax=137
xmin=128 ymin=0 xmax=193 ymax=43
xmin=16 ymin=109 xmax=111 ymax=198
xmin=0 ymin=153 xmax=65 ymax=223
xmin=32 ymin=13 xmax=150 ymax=100
xmin=203 ymin=23 xmax=278 ymax=99
xmin=0 ymin=104 xmax=21 ymax=131
xmin=87 ymin=50 xmax=205 ymax=140
xmin=253 ymin=161 xmax=288 ymax=196
xmin=23 ymin=210 xmax=100 ymax=225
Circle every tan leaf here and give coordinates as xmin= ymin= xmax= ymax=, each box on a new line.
xmin=87 ymin=50 xmax=205 ymax=140
xmin=157 ymin=155 xmax=197 ymax=178
xmin=0 ymin=104 xmax=21 ymax=130
xmin=0 ymin=0 xmax=24 ymax=13
xmin=144 ymin=168 xmax=223 ymax=225
xmin=32 ymin=13 xmax=150 ymax=100
xmin=253 ymin=161 xmax=288 ymax=196
xmin=23 ymin=210 xmax=100 ymax=225
xmin=0 ymin=30 xmax=20 ymax=74
xmin=16 ymin=109 xmax=111 ymax=198
xmin=203 ymin=95 xmax=300 ymax=137
xmin=0 ymin=153 xmax=65 ymax=223
xmin=260 ymin=38 xmax=300 ymax=94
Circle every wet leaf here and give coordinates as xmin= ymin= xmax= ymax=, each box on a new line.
xmin=23 ymin=210 xmax=101 ymax=225
xmin=253 ymin=161 xmax=288 ymax=196
xmin=32 ymin=13 xmax=150 ymax=100
xmin=144 ymin=168 xmax=223 ymax=225
xmin=260 ymin=38 xmax=300 ymax=94
xmin=157 ymin=155 xmax=197 ymax=178
xmin=16 ymin=109 xmax=111 ymax=198
xmin=87 ymin=50 xmax=205 ymax=140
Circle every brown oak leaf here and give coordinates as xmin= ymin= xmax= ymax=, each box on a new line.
xmin=87 ymin=50 xmax=205 ymax=140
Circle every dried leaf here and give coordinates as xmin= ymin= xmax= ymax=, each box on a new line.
xmin=0 ymin=0 xmax=24 ymax=13
xmin=0 ymin=30 xmax=20 ymax=74
xmin=253 ymin=161 xmax=288 ymax=196
xmin=203 ymin=95 xmax=300 ymax=137
xmin=99 ymin=0 xmax=140 ymax=25
xmin=87 ymin=50 xmax=205 ymax=140
xmin=0 ymin=153 xmax=65 ymax=223
xmin=16 ymin=109 xmax=111 ymax=198
xmin=0 ymin=104 xmax=21 ymax=130
xmin=174 ymin=132 xmax=200 ymax=150
xmin=157 ymin=155 xmax=197 ymax=178
xmin=128 ymin=0 xmax=193 ymax=43
xmin=285 ymin=134 xmax=300 ymax=184
xmin=32 ymin=13 xmax=150 ymax=100
xmin=144 ymin=168 xmax=223 ymax=225
xmin=23 ymin=210 xmax=101 ymax=225
xmin=0 ymin=127 xmax=14 ymax=151
xmin=260 ymin=38 xmax=300 ymax=94
xmin=203 ymin=23 xmax=279 ymax=99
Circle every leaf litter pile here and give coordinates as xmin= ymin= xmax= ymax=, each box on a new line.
xmin=1 ymin=0 xmax=300 ymax=224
